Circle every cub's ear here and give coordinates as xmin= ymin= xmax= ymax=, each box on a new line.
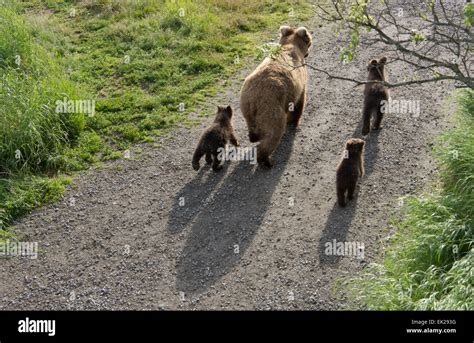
xmin=279 ymin=25 xmax=294 ymax=37
xmin=367 ymin=59 xmax=378 ymax=70
xmin=379 ymin=56 xmax=387 ymax=64
xmin=296 ymin=27 xmax=311 ymax=42
xmin=225 ymin=105 xmax=233 ymax=116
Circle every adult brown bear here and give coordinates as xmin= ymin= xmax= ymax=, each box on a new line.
xmin=240 ymin=26 xmax=312 ymax=167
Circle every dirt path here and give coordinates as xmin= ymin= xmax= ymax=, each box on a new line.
xmin=0 ymin=13 xmax=454 ymax=310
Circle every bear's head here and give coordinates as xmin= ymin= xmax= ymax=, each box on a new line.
xmin=367 ymin=56 xmax=387 ymax=81
xmin=346 ymin=138 xmax=365 ymax=157
xmin=215 ymin=105 xmax=233 ymax=124
xmin=279 ymin=26 xmax=312 ymax=58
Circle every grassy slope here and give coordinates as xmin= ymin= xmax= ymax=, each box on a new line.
xmin=347 ymin=90 xmax=474 ymax=310
xmin=0 ymin=3 xmax=90 ymax=239
xmin=22 ymin=0 xmax=313 ymax=148
xmin=0 ymin=0 xmax=312 ymax=237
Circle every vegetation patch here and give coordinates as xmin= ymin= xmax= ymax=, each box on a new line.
xmin=346 ymin=90 xmax=474 ymax=310
xmin=0 ymin=0 xmax=312 ymax=235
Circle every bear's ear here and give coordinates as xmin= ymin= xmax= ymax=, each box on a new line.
xmin=279 ymin=25 xmax=294 ymax=37
xmin=296 ymin=27 xmax=311 ymax=42
xmin=225 ymin=105 xmax=233 ymax=117
xmin=367 ymin=59 xmax=378 ymax=70
xmin=379 ymin=56 xmax=387 ymax=64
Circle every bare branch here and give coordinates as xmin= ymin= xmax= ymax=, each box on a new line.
xmin=304 ymin=62 xmax=458 ymax=88
xmin=314 ymin=0 xmax=474 ymax=89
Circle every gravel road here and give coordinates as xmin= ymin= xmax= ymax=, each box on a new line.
xmin=0 ymin=9 xmax=454 ymax=310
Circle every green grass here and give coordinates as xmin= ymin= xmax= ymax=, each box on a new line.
xmin=18 ymin=0 xmax=312 ymax=148
xmin=0 ymin=5 xmax=88 ymax=174
xmin=0 ymin=0 xmax=312 ymax=236
xmin=346 ymin=89 xmax=474 ymax=310
xmin=0 ymin=3 xmax=99 ymax=238
xmin=0 ymin=176 xmax=72 ymax=240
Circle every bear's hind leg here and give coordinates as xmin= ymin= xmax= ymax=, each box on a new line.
xmin=205 ymin=153 xmax=213 ymax=165
xmin=211 ymin=151 xmax=223 ymax=171
xmin=288 ymin=91 xmax=306 ymax=127
xmin=362 ymin=103 xmax=372 ymax=136
xmin=337 ymin=185 xmax=346 ymax=207
xmin=241 ymin=102 xmax=260 ymax=143
xmin=230 ymin=131 xmax=240 ymax=147
xmin=257 ymin=116 xmax=286 ymax=168
xmin=347 ymin=180 xmax=357 ymax=201
xmin=192 ymin=147 xmax=204 ymax=171
xmin=373 ymin=104 xmax=384 ymax=130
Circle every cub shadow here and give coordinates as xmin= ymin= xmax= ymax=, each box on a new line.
xmin=171 ymin=130 xmax=296 ymax=294
xmin=167 ymin=163 xmax=229 ymax=234
xmin=350 ymin=117 xmax=381 ymax=177
xmin=318 ymin=118 xmax=381 ymax=266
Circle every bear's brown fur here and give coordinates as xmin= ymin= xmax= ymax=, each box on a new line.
xmin=192 ymin=105 xmax=239 ymax=172
xmin=336 ymin=138 xmax=365 ymax=207
xmin=240 ymin=26 xmax=312 ymax=167
xmin=362 ymin=56 xmax=389 ymax=136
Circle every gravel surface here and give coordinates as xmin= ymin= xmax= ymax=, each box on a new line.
xmin=0 ymin=13 xmax=454 ymax=310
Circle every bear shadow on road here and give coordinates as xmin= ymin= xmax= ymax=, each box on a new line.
xmin=169 ymin=130 xmax=296 ymax=294
xmin=167 ymin=163 xmax=229 ymax=234
xmin=318 ymin=118 xmax=381 ymax=266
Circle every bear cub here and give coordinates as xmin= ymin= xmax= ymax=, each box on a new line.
xmin=336 ymin=138 xmax=365 ymax=207
xmin=362 ymin=56 xmax=389 ymax=136
xmin=192 ymin=105 xmax=239 ymax=172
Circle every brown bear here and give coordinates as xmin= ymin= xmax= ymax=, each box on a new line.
xmin=192 ymin=105 xmax=239 ymax=172
xmin=362 ymin=56 xmax=389 ymax=136
xmin=240 ymin=25 xmax=312 ymax=167
xmin=336 ymin=138 xmax=365 ymax=207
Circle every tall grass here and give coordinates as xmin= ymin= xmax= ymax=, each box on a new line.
xmin=436 ymin=90 xmax=474 ymax=225
xmin=0 ymin=3 xmax=94 ymax=237
xmin=347 ymin=89 xmax=474 ymax=310
xmin=33 ymin=0 xmax=312 ymax=147
xmin=1 ymin=0 xmax=312 ymax=236
xmin=0 ymin=5 xmax=86 ymax=174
